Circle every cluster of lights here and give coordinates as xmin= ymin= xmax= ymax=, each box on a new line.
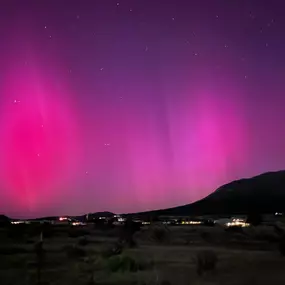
xmin=11 ymin=221 xmax=26 ymax=224
xmin=181 ymin=221 xmax=202 ymax=225
xmin=59 ymin=217 xmax=68 ymax=221
xmin=226 ymin=219 xmax=250 ymax=227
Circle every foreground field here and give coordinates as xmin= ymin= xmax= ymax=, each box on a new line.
xmin=0 ymin=223 xmax=285 ymax=285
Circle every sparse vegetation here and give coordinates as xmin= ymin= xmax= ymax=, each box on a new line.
xmin=78 ymin=236 xmax=89 ymax=246
xmin=149 ymin=226 xmax=170 ymax=243
xmin=68 ymin=227 xmax=90 ymax=238
xmin=106 ymin=254 xmax=153 ymax=272
xmin=278 ymin=236 xmax=285 ymax=256
xmin=1 ymin=222 xmax=285 ymax=285
xmin=63 ymin=244 xmax=86 ymax=258
xmin=195 ymin=249 xmax=218 ymax=276
xmin=102 ymin=241 xmax=124 ymax=258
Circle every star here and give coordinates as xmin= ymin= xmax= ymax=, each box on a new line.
xmin=130 ymin=8 xmax=133 ymax=12
xmin=116 ymin=2 xmax=119 ymax=6
xmin=145 ymin=46 xmax=148 ymax=52
xmin=44 ymin=26 xmax=47 ymax=29
xmin=172 ymin=17 xmax=175 ymax=21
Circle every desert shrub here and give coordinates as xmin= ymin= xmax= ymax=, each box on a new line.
xmin=248 ymin=226 xmax=280 ymax=243
xmin=200 ymin=231 xmax=212 ymax=242
xmin=41 ymin=223 xmax=54 ymax=238
xmin=255 ymin=232 xmax=279 ymax=243
xmin=25 ymin=237 xmax=36 ymax=244
xmin=78 ymin=236 xmax=89 ymax=246
xmin=150 ymin=226 xmax=169 ymax=243
xmin=107 ymin=255 xmax=152 ymax=272
xmin=247 ymin=212 xmax=262 ymax=226
xmin=102 ymin=241 xmax=123 ymax=258
xmin=7 ymin=224 xmax=27 ymax=240
xmin=0 ymin=246 xmax=29 ymax=255
xmin=278 ymin=237 xmax=285 ymax=256
xmin=68 ymin=228 xmax=90 ymax=238
xmin=195 ymin=250 xmax=218 ymax=276
xmin=273 ymin=223 xmax=285 ymax=236
xmin=118 ymin=219 xmax=141 ymax=248
xmin=63 ymin=244 xmax=86 ymax=258
xmin=26 ymin=223 xmax=43 ymax=238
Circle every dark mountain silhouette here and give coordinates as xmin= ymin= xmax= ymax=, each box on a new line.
xmin=0 ymin=215 xmax=10 ymax=226
xmin=131 ymin=171 xmax=285 ymax=216
xmin=86 ymin=211 xmax=114 ymax=218
xmin=0 ymin=215 xmax=10 ymax=222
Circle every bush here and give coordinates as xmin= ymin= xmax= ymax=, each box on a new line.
xmin=107 ymin=255 xmax=152 ymax=272
xmin=102 ymin=241 xmax=123 ymax=258
xmin=247 ymin=212 xmax=262 ymax=226
xmin=118 ymin=219 xmax=141 ymax=248
xmin=150 ymin=226 xmax=169 ymax=243
xmin=68 ymin=228 xmax=90 ymax=238
xmin=7 ymin=224 xmax=27 ymax=240
xmin=279 ymin=237 xmax=285 ymax=256
xmin=78 ymin=236 xmax=89 ymax=246
xmin=0 ymin=246 xmax=29 ymax=255
xmin=195 ymin=250 xmax=218 ymax=276
xmin=200 ymin=231 xmax=212 ymax=242
xmin=41 ymin=223 xmax=54 ymax=238
xmin=63 ymin=245 xmax=86 ymax=258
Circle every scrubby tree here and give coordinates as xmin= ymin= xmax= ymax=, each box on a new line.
xmin=246 ymin=211 xmax=262 ymax=226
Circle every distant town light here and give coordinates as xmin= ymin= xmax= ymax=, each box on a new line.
xmin=59 ymin=217 xmax=68 ymax=221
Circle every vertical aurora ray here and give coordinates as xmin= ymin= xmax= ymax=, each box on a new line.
xmin=0 ymin=57 xmax=80 ymax=216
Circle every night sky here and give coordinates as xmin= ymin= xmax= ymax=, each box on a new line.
xmin=0 ymin=0 xmax=285 ymax=218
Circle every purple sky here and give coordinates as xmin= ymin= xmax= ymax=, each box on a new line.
xmin=0 ymin=0 xmax=285 ymax=218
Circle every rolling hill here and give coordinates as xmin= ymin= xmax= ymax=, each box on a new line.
xmin=132 ymin=170 xmax=285 ymax=217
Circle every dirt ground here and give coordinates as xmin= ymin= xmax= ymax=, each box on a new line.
xmin=0 ymin=224 xmax=285 ymax=285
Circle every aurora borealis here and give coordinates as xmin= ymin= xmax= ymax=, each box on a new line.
xmin=1 ymin=0 xmax=285 ymax=218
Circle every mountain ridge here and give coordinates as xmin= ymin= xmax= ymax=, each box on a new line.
xmin=2 ymin=171 xmax=285 ymax=219
xmin=129 ymin=170 xmax=285 ymax=216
